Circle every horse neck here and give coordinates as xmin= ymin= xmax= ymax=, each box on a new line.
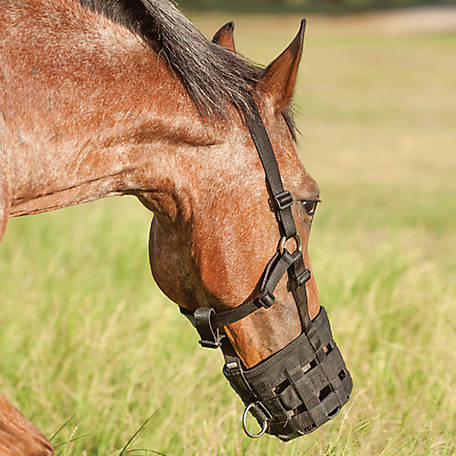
xmin=1 ymin=0 xmax=217 ymax=217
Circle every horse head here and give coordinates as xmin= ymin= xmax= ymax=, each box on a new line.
xmin=147 ymin=20 xmax=352 ymax=440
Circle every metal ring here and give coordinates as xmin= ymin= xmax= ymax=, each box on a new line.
xmin=279 ymin=234 xmax=302 ymax=255
xmin=242 ymin=403 xmax=268 ymax=439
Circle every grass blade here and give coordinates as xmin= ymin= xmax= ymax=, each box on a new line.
xmin=118 ymin=412 xmax=159 ymax=456
xmin=50 ymin=416 xmax=75 ymax=442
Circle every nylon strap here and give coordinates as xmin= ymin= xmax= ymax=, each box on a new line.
xmin=245 ymin=104 xmax=297 ymax=240
xmin=215 ymin=249 xmax=300 ymax=327
xmin=180 ymin=102 xmax=312 ymax=347
xmin=286 ymin=248 xmax=312 ymax=332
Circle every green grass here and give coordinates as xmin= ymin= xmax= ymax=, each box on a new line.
xmin=1 ymin=13 xmax=455 ymax=456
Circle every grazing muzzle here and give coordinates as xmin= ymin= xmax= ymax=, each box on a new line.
xmin=222 ymin=307 xmax=352 ymax=441
xmin=180 ymin=103 xmax=352 ymax=440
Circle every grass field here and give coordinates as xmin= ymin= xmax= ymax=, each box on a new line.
xmin=1 ymin=11 xmax=455 ymax=456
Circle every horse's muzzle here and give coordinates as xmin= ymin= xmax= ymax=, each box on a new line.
xmin=222 ymin=307 xmax=353 ymax=441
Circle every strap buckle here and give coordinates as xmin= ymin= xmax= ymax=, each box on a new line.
xmin=257 ymin=289 xmax=276 ymax=309
xmin=271 ymin=190 xmax=294 ymax=211
xmin=295 ymin=268 xmax=311 ymax=287
xmin=194 ymin=308 xmax=224 ymax=349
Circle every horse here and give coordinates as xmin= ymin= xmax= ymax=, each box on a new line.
xmin=0 ymin=0 xmax=352 ymax=453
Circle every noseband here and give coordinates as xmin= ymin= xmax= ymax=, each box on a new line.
xmin=181 ymin=103 xmax=352 ymax=441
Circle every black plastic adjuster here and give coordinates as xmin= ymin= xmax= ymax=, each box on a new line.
xmin=257 ymin=289 xmax=276 ymax=309
xmin=295 ymin=268 xmax=311 ymax=287
xmin=272 ymin=190 xmax=294 ymax=211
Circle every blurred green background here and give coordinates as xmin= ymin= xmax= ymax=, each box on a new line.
xmin=178 ymin=0 xmax=456 ymax=14
xmin=1 ymin=2 xmax=455 ymax=455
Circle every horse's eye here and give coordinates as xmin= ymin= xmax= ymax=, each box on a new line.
xmin=301 ymin=200 xmax=319 ymax=216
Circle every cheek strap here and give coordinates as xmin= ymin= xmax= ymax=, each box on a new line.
xmin=180 ymin=102 xmax=314 ymax=347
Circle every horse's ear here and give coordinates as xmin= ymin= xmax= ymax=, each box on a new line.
xmin=258 ymin=19 xmax=306 ymax=112
xmin=212 ymin=22 xmax=236 ymax=52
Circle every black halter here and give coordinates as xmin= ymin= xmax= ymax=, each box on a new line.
xmin=180 ymin=103 xmax=352 ymax=441
xmin=181 ymin=102 xmax=312 ymax=347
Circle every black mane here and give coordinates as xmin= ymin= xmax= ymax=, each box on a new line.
xmin=79 ymin=0 xmax=296 ymax=134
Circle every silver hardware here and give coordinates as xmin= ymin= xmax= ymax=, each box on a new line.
xmin=279 ymin=233 xmax=302 ymax=255
xmin=242 ymin=403 xmax=268 ymax=439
